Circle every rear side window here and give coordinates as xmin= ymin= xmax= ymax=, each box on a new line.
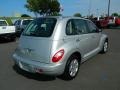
xmin=66 ymin=20 xmax=77 ymax=35
xmin=23 ymin=18 xmax=57 ymax=37
xmin=73 ymin=19 xmax=88 ymax=34
xmin=66 ymin=19 xmax=88 ymax=35
xmin=0 ymin=21 xmax=7 ymax=26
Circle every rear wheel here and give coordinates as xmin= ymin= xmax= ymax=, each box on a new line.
xmin=61 ymin=55 xmax=80 ymax=80
xmin=100 ymin=40 xmax=108 ymax=53
xmin=10 ymin=36 xmax=16 ymax=41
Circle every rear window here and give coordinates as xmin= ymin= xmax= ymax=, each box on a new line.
xmin=14 ymin=20 xmax=21 ymax=25
xmin=0 ymin=21 xmax=7 ymax=26
xmin=23 ymin=18 xmax=57 ymax=37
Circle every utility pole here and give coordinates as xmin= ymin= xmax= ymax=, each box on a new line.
xmin=96 ymin=9 xmax=99 ymax=16
xmin=88 ymin=0 xmax=92 ymax=17
xmin=108 ymin=0 xmax=110 ymax=17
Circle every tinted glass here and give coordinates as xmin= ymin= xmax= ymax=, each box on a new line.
xmin=87 ymin=21 xmax=98 ymax=33
xmin=0 ymin=21 xmax=7 ymax=26
xmin=73 ymin=19 xmax=88 ymax=34
xmin=14 ymin=20 xmax=21 ymax=25
xmin=23 ymin=20 xmax=33 ymax=25
xmin=23 ymin=18 xmax=57 ymax=37
xmin=66 ymin=20 xmax=77 ymax=35
xmin=66 ymin=19 xmax=88 ymax=35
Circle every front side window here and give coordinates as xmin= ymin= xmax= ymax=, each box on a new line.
xmin=23 ymin=18 xmax=57 ymax=37
xmin=87 ymin=21 xmax=99 ymax=33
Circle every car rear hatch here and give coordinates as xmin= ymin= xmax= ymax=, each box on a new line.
xmin=18 ymin=17 xmax=57 ymax=64
xmin=19 ymin=36 xmax=53 ymax=63
xmin=0 ymin=26 xmax=15 ymax=34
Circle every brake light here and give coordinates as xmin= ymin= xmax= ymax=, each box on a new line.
xmin=52 ymin=49 xmax=64 ymax=63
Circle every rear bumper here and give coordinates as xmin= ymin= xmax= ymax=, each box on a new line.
xmin=12 ymin=53 xmax=65 ymax=76
xmin=0 ymin=32 xmax=16 ymax=38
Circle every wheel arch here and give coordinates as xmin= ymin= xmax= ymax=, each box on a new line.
xmin=67 ymin=51 xmax=82 ymax=64
xmin=99 ymin=34 xmax=108 ymax=48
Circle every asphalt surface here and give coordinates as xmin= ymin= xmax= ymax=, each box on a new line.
xmin=0 ymin=29 xmax=120 ymax=90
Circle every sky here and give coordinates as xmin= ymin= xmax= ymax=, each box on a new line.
xmin=0 ymin=0 xmax=120 ymax=17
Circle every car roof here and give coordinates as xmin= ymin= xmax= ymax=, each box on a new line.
xmin=36 ymin=16 xmax=89 ymax=21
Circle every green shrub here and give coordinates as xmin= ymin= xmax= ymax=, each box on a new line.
xmin=5 ymin=17 xmax=13 ymax=25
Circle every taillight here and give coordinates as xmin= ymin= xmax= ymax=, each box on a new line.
xmin=52 ymin=49 xmax=64 ymax=63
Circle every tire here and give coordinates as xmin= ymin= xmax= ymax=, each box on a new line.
xmin=100 ymin=40 xmax=108 ymax=54
xmin=61 ymin=55 xmax=80 ymax=80
xmin=10 ymin=36 xmax=16 ymax=41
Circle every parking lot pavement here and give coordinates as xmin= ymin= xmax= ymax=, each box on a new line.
xmin=0 ymin=29 xmax=120 ymax=90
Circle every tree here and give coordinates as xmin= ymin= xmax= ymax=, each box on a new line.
xmin=4 ymin=17 xmax=13 ymax=25
xmin=74 ymin=13 xmax=82 ymax=17
xmin=49 ymin=0 xmax=60 ymax=15
xmin=51 ymin=12 xmax=62 ymax=16
xmin=88 ymin=14 xmax=94 ymax=19
xmin=25 ymin=0 xmax=60 ymax=16
xmin=118 ymin=15 xmax=120 ymax=18
xmin=111 ymin=13 xmax=119 ymax=17
xmin=21 ymin=14 xmax=31 ymax=17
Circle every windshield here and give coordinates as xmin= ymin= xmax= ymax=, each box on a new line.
xmin=23 ymin=20 xmax=33 ymax=25
xmin=0 ymin=21 xmax=7 ymax=26
xmin=23 ymin=18 xmax=57 ymax=37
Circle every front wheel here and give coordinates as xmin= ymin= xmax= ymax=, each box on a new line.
xmin=61 ymin=55 xmax=80 ymax=80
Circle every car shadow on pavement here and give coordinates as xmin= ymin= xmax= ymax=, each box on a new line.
xmin=0 ymin=38 xmax=15 ymax=43
xmin=108 ymin=26 xmax=120 ymax=29
xmin=13 ymin=64 xmax=56 ymax=81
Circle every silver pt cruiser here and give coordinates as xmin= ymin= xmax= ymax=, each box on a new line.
xmin=13 ymin=16 xmax=108 ymax=80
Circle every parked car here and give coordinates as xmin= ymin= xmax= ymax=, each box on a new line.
xmin=115 ymin=17 xmax=120 ymax=26
xmin=107 ymin=16 xmax=120 ymax=27
xmin=14 ymin=19 xmax=33 ymax=36
xmin=0 ymin=19 xmax=16 ymax=40
xmin=91 ymin=17 xmax=108 ymax=28
xmin=12 ymin=16 xmax=108 ymax=80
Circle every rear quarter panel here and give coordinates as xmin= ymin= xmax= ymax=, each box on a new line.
xmin=50 ymin=18 xmax=81 ymax=64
